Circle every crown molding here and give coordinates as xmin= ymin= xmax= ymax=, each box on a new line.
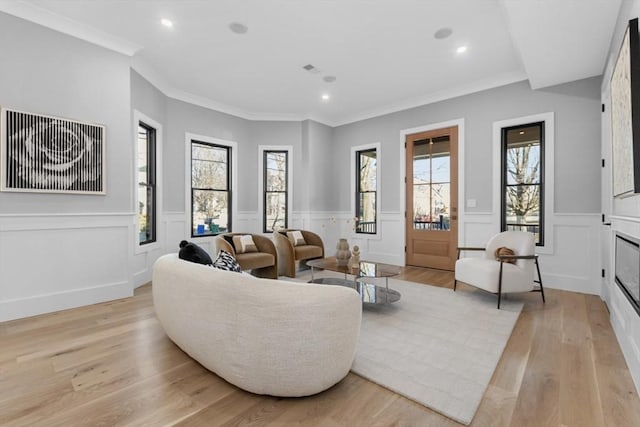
xmin=130 ymin=58 xmax=335 ymax=126
xmin=0 ymin=0 xmax=141 ymax=56
xmin=132 ymin=60 xmax=528 ymax=128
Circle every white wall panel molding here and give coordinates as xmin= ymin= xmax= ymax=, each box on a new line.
xmin=539 ymin=214 xmax=600 ymax=294
xmin=0 ymin=213 xmax=134 ymax=321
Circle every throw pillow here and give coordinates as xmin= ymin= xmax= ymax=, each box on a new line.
xmin=287 ymin=230 xmax=306 ymax=246
xmin=178 ymin=240 xmax=213 ymax=265
xmin=232 ymin=235 xmax=258 ymax=253
xmin=212 ymin=250 xmax=242 ymax=272
xmin=494 ymin=246 xmax=516 ymax=264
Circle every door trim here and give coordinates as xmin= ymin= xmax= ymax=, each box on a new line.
xmin=399 ymin=118 xmax=465 ymax=265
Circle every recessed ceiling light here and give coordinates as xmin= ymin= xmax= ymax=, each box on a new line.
xmin=456 ymin=45 xmax=468 ymax=54
xmin=321 ymin=94 xmax=330 ymax=101
xmin=323 ymin=76 xmax=336 ymax=83
xmin=161 ymin=18 xmax=173 ymax=28
xmin=434 ymin=28 xmax=453 ymax=40
xmin=229 ymin=22 xmax=248 ymax=34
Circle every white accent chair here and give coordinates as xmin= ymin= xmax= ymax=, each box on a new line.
xmin=454 ymin=231 xmax=545 ymax=309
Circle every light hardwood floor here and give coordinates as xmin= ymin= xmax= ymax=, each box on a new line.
xmin=1 ymin=267 xmax=640 ymax=426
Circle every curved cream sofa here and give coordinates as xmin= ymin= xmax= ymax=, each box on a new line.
xmin=152 ymin=254 xmax=362 ymax=397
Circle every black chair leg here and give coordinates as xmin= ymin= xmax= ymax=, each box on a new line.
xmin=453 ymin=279 xmax=457 ymax=291
xmin=535 ymin=258 xmax=546 ymax=304
xmin=497 ymin=261 xmax=504 ymax=309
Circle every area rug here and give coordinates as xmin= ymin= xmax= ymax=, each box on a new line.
xmin=294 ymin=272 xmax=522 ymax=425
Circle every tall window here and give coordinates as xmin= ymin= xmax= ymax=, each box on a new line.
xmin=137 ymin=122 xmax=156 ymax=245
xmin=263 ymin=150 xmax=288 ymax=232
xmin=191 ymin=140 xmax=231 ymax=237
xmin=501 ymin=122 xmax=544 ymax=245
xmin=355 ymin=148 xmax=377 ymax=234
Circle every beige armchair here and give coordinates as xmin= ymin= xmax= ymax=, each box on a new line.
xmin=214 ymin=233 xmax=278 ymax=279
xmin=273 ymin=229 xmax=324 ymax=277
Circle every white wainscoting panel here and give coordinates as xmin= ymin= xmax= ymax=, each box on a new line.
xmin=0 ymin=213 xmax=134 ymax=322
xmin=538 ymin=214 xmax=601 ymax=295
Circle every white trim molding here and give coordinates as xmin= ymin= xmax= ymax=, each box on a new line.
xmin=492 ymin=112 xmax=555 ymax=254
xmin=399 ymin=118 xmax=466 ymax=264
xmin=184 ymin=132 xmax=238 ymax=238
xmin=133 ymin=110 xmax=163 ymax=255
xmin=0 ymin=0 xmax=142 ymax=56
xmin=258 ymin=145 xmax=293 ymax=233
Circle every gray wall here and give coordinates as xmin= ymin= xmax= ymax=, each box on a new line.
xmin=0 ymin=12 xmax=132 ymax=214
xmin=333 ymin=77 xmax=602 ymax=214
xmin=131 ymin=70 xmax=167 ymax=126
xmin=164 ymin=99 xmax=249 ymax=212
xmin=250 ymin=120 xmax=303 ymax=212
xmin=306 ymin=120 xmax=335 ymax=211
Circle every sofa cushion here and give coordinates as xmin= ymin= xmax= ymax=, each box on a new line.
xmin=178 ymin=240 xmax=213 ymax=265
xmin=294 ymin=245 xmax=323 ymax=261
xmin=232 ymin=234 xmax=258 ymax=254
xmin=287 ymin=230 xmax=306 ymax=246
xmin=236 ymin=252 xmax=275 ymax=271
xmin=212 ymin=250 xmax=242 ymax=273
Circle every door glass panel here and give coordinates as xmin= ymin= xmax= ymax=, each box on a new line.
xmin=412 ymin=137 xmax=451 ymax=231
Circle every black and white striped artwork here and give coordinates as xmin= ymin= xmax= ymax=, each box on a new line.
xmin=1 ymin=108 xmax=105 ymax=194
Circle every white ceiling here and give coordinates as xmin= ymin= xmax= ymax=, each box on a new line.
xmin=0 ymin=0 xmax=622 ymax=126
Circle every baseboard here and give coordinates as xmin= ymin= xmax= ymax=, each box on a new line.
xmin=0 ymin=281 xmax=132 ymax=322
xmin=542 ymin=272 xmax=600 ymax=295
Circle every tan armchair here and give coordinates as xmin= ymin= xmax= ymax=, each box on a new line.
xmin=214 ymin=233 xmax=278 ymax=279
xmin=274 ymin=229 xmax=324 ymax=278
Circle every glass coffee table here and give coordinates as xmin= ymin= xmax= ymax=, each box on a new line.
xmin=306 ymin=257 xmax=401 ymax=305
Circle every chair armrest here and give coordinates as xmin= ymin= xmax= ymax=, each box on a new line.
xmin=252 ymin=234 xmax=278 ymax=258
xmin=273 ymin=232 xmax=295 ymax=256
xmin=301 ymin=230 xmax=325 ymax=256
xmin=456 ymin=246 xmax=486 ymax=260
xmin=498 ymin=254 xmax=537 ymax=260
xmin=214 ymin=236 xmax=235 ymax=257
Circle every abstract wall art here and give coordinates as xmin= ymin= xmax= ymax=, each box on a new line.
xmin=1 ymin=108 xmax=105 ymax=194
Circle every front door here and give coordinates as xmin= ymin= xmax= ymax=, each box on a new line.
xmin=405 ymin=126 xmax=458 ymax=270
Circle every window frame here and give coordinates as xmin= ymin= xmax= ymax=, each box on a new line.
xmin=350 ymin=142 xmax=381 ymax=240
xmin=186 ymin=133 xmax=238 ymax=239
xmin=493 ymin=112 xmax=554 ymax=254
xmin=500 ymin=122 xmax=545 ymax=246
xmin=137 ymin=121 xmax=157 ymax=245
xmin=133 ymin=110 xmax=162 ymax=254
xmin=355 ymin=148 xmax=378 ymax=234
xmin=261 ymin=149 xmax=290 ymax=233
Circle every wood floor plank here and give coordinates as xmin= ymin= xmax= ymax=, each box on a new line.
xmin=1 ymin=268 xmax=639 ymax=426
